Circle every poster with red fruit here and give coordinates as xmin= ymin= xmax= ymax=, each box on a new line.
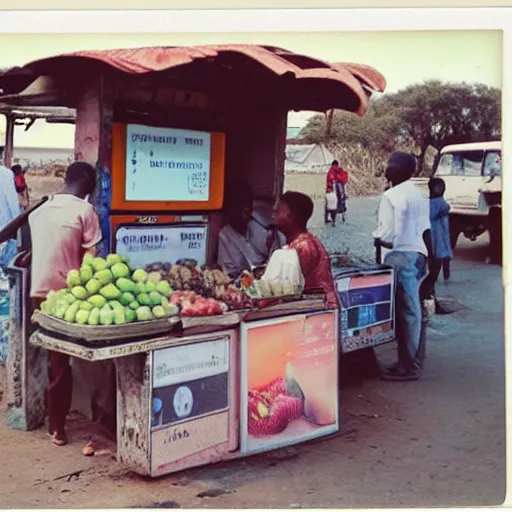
xmin=240 ymin=311 xmax=339 ymax=455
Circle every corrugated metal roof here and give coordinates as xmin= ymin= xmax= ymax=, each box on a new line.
xmin=0 ymin=45 xmax=386 ymax=115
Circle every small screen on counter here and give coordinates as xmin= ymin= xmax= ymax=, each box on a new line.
xmin=125 ymin=124 xmax=212 ymax=202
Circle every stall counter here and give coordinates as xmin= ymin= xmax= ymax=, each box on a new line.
xmin=29 ymin=299 xmax=337 ymax=477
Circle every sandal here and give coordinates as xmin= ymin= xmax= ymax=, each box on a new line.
xmin=381 ymin=367 xmax=419 ymax=381
xmin=82 ymin=441 xmax=95 ymax=457
xmin=52 ymin=432 xmax=68 ymax=446
xmin=384 ymin=361 xmax=403 ymax=373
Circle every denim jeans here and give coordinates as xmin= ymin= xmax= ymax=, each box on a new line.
xmin=384 ymin=250 xmax=427 ymax=371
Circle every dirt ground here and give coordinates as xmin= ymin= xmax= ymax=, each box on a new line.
xmin=0 ymin=196 xmax=505 ymax=509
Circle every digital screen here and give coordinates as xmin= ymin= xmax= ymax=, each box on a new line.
xmin=125 ymin=124 xmax=212 ymax=202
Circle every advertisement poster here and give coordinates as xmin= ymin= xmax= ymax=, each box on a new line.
xmin=240 ymin=312 xmax=338 ymax=455
xmin=336 ymin=271 xmax=395 ymax=353
xmin=115 ymin=223 xmax=208 ymax=269
xmin=150 ymin=336 xmax=231 ymax=473
xmin=125 ymin=124 xmax=211 ymax=202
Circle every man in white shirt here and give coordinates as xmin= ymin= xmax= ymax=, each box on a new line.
xmin=218 ymin=181 xmax=282 ymax=278
xmin=373 ymin=152 xmax=432 ymax=381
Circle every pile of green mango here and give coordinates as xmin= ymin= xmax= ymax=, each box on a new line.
xmin=40 ymin=253 xmax=178 ymax=326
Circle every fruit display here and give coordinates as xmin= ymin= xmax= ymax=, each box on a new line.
xmin=169 ymin=290 xmax=228 ymax=317
xmin=145 ymin=260 xmax=231 ymax=298
xmin=40 ymin=253 xmax=179 ymax=325
xmin=145 ymin=260 xmax=254 ymax=310
xmin=244 ymin=278 xmax=300 ymax=300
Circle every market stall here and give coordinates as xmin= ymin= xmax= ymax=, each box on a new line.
xmin=0 ymin=45 xmax=391 ymax=476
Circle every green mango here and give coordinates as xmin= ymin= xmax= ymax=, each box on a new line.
xmin=64 ymin=302 xmax=80 ymax=323
xmin=79 ymin=301 xmax=93 ymax=312
xmin=147 ymin=271 xmax=162 ymax=284
xmin=129 ymin=301 xmax=140 ymax=311
xmin=66 ymin=269 xmax=81 ymax=289
xmin=120 ymin=292 xmax=136 ymax=306
xmin=41 ymin=300 xmax=51 ymax=314
xmin=137 ymin=293 xmax=150 ymax=306
xmin=124 ymin=308 xmax=136 ymax=323
xmin=45 ymin=291 xmax=59 ymax=313
xmin=83 ymin=253 xmax=94 ymax=266
xmin=85 ymin=278 xmax=102 ymax=295
xmin=94 ymin=269 xmax=113 ymax=286
xmin=92 ymin=257 xmax=108 ymax=272
xmin=99 ymin=307 xmax=113 ymax=326
xmin=79 ymin=265 xmax=94 ymax=284
xmin=64 ymin=293 xmax=77 ymax=305
xmin=133 ymin=282 xmax=146 ymax=295
xmin=132 ymin=268 xmax=147 ymax=283
xmin=100 ymin=284 xmax=121 ymax=300
xmin=108 ymin=300 xmax=124 ymax=312
xmin=152 ymin=305 xmax=166 ymax=319
xmin=149 ymin=291 xmax=162 ymax=307
xmin=111 ymin=262 xmax=131 ymax=279
xmin=136 ymin=306 xmax=153 ymax=322
xmin=71 ymin=286 xmax=88 ymax=301
xmin=106 ymin=253 xmax=123 ymax=268
xmin=88 ymin=308 xmax=101 ymax=326
xmin=164 ymin=304 xmax=179 ymax=317
xmin=156 ymin=281 xmax=171 ymax=297
xmin=145 ymin=282 xmax=157 ymax=293
xmin=116 ymin=277 xmax=135 ymax=293
xmin=87 ymin=294 xmax=107 ymax=309
xmin=113 ymin=308 xmax=126 ymax=325
xmin=75 ymin=309 xmax=90 ymax=325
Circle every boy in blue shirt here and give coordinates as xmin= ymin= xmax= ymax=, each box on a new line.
xmin=423 ymin=177 xmax=452 ymax=298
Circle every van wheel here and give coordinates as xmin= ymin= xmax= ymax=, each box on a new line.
xmin=449 ymin=223 xmax=461 ymax=250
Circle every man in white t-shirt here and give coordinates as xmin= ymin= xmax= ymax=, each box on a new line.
xmin=373 ymin=152 xmax=432 ymax=381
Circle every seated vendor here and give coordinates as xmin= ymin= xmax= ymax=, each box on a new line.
xmin=275 ymin=191 xmax=338 ymax=308
xmin=218 ymin=181 xmax=281 ymax=278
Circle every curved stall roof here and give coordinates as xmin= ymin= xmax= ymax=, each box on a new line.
xmin=0 ymin=45 xmax=386 ymax=115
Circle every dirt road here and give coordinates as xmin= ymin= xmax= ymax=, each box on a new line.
xmin=0 ymin=197 xmax=505 ymax=508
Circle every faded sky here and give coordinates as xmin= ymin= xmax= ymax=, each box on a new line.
xmin=0 ymin=30 xmax=502 ymax=148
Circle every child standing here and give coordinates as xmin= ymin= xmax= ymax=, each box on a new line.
xmin=424 ymin=177 xmax=452 ymax=298
xmin=12 ymin=164 xmax=29 ymax=209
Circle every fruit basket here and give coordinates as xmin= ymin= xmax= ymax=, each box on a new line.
xmin=32 ymin=310 xmax=181 ymax=343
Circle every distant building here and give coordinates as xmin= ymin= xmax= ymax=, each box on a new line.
xmin=286 ymin=126 xmax=302 ymax=141
xmin=0 ymin=145 xmax=73 ymax=168
xmin=285 ymin=143 xmax=335 ymax=174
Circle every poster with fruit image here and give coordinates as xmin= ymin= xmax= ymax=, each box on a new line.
xmin=240 ymin=311 xmax=339 ymax=455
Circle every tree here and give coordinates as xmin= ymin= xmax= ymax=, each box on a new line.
xmin=298 ymin=98 xmax=401 ymax=153
xmin=387 ymin=81 xmax=501 ymax=172
xmin=298 ymin=80 xmax=501 ymax=175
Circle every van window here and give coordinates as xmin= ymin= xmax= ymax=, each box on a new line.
xmin=483 ymin=151 xmax=501 ymax=177
xmin=436 ymin=150 xmax=484 ymax=177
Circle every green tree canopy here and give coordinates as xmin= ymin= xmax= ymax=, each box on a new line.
xmin=298 ymin=80 xmax=501 ymax=174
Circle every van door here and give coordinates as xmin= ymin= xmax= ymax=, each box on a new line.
xmin=435 ymin=150 xmax=485 ymax=215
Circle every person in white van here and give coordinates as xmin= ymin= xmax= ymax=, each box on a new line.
xmin=373 ymin=152 xmax=432 ymax=381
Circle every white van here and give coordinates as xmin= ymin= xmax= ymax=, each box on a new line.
xmin=412 ymin=141 xmax=502 ymax=260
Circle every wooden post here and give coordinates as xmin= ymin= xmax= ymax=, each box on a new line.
xmin=74 ymin=75 xmax=114 ymax=257
xmin=4 ymin=114 xmax=15 ymax=168
xmin=325 ymin=109 xmax=334 ymax=138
